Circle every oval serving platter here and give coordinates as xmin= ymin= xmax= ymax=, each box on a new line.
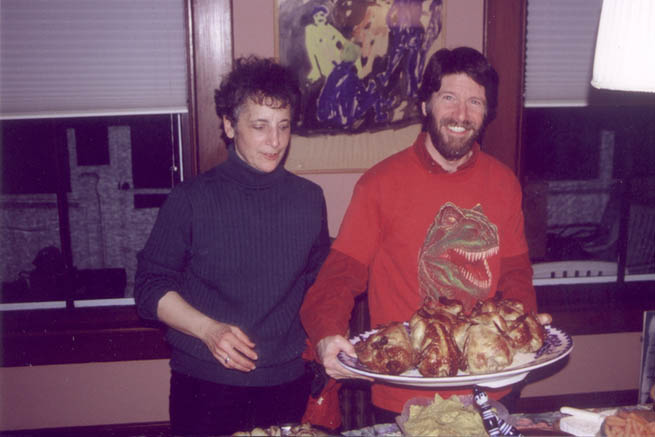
xmin=337 ymin=324 xmax=573 ymax=388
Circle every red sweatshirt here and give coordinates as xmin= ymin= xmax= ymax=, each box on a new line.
xmin=300 ymin=132 xmax=536 ymax=413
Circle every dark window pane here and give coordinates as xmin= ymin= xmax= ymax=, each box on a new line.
xmin=74 ymin=119 xmax=110 ymax=166
xmin=1 ymin=119 xmax=71 ymax=194
xmin=524 ymin=107 xmax=602 ymax=181
xmin=523 ymin=103 xmax=655 ymax=278
xmin=1 ymin=114 xmax=180 ymax=304
xmin=130 ymin=115 xmax=175 ymax=189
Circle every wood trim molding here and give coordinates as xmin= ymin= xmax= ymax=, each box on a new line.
xmin=186 ymin=0 xmax=233 ymax=175
xmin=0 ymin=306 xmax=170 ymax=367
xmin=483 ymin=0 xmax=526 ymax=176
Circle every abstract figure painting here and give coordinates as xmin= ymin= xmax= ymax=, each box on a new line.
xmin=278 ymin=0 xmax=446 ymax=135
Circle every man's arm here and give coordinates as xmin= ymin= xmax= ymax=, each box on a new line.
xmin=301 ymin=170 xmax=384 ymax=379
xmin=499 ymin=252 xmax=551 ymax=325
xmin=495 ymin=170 xmax=540 ymax=315
xmin=300 ymin=249 xmax=372 ymax=380
xmin=300 ymin=249 xmax=368 ymax=344
xmin=497 ymin=252 xmax=537 ymax=312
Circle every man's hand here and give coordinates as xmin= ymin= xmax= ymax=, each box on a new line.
xmin=199 ymin=319 xmax=258 ymax=372
xmin=316 ymin=335 xmax=373 ymax=381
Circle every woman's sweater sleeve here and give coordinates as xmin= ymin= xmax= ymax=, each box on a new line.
xmin=134 ymin=187 xmax=192 ymax=321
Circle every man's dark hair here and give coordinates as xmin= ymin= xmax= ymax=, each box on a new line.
xmin=215 ymin=56 xmax=301 ymax=125
xmin=418 ymin=47 xmax=499 ymax=125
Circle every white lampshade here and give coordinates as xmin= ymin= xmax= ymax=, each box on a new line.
xmin=591 ymin=0 xmax=655 ymax=92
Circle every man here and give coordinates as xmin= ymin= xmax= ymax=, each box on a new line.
xmin=300 ymin=47 xmax=550 ymax=421
xmin=135 ymin=56 xmax=331 ymax=435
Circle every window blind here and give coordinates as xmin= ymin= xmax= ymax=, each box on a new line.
xmin=0 ymin=0 xmax=188 ymax=120
xmin=524 ymin=0 xmax=603 ymax=107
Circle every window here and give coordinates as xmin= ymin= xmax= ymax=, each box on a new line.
xmin=0 ymin=0 xmax=232 ymax=368
xmin=522 ymin=104 xmax=655 ymax=282
xmin=0 ymin=114 xmax=183 ymax=308
xmin=0 ymin=0 xmax=189 ymax=310
xmin=523 ymin=0 xmax=655 ymax=286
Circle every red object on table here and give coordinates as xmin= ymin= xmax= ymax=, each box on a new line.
xmin=301 ymin=342 xmax=342 ymax=430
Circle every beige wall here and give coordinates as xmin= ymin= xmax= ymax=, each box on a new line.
xmin=0 ymin=360 xmax=170 ymax=430
xmin=0 ymin=0 xmax=642 ymax=432
xmin=521 ymin=332 xmax=642 ymax=398
xmin=0 ymin=333 xmax=642 ymax=431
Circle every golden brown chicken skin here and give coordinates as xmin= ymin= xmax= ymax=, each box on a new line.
xmin=354 ymin=321 xmax=415 ymax=375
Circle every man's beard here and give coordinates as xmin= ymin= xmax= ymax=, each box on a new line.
xmin=427 ymin=115 xmax=481 ymax=161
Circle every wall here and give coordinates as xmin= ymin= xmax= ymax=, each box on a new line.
xmin=0 ymin=360 xmax=171 ymax=429
xmin=0 ymin=0 xmax=643 ymax=432
xmin=521 ymin=332 xmax=642 ymax=398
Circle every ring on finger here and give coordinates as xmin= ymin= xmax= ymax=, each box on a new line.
xmin=224 ymin=355 xmax=230 ymax=364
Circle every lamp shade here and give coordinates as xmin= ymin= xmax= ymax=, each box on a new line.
xmin=591 ymin=0 xmax=655 ymax=92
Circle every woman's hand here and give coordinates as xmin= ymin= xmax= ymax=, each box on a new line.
xmin=199 ymin=319 xmax=258 ymax=372
xmin=156 ymin=291 xmax=258 ymax=372
xmin=316 ymin=335 xmax=373 ymax=381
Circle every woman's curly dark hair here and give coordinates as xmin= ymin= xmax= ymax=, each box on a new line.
xmin=214 ymin=56 xmax=301 ymax=125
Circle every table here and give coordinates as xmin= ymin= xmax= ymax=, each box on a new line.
xmin=341 ymin=404 xmax=655 ymax=436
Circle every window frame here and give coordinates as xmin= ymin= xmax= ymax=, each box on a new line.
xmin=0 ymin=0 xmax=232 ymax=367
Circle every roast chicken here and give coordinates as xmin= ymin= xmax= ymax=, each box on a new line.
xmin=462 ymin=321 xmax=514 ymax=374
xmin=354 ymin=321 xmax=415 ymax=375
xmin=354 ymin=296 xmax=546 ymax=376
xmin=461 ymin=297 xmax=546 ymax=374
xmin=409 ymin=297 xmax=465 ymax=377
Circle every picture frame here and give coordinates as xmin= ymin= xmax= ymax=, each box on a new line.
xmin=277 ymin=0 xmax=446 ymax=137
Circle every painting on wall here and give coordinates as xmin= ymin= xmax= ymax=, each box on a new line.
xmin=278 ymin=0 xmax=446 ymax=136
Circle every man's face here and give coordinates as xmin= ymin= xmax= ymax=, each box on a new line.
xmin=423 ymin=73 xmax=487 ymax=163
xmin=223 ymin=99 xmax=291 ymax=173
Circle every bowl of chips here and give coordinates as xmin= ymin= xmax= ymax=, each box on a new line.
xmin=396 ymin=394 xmax=509 ymax=436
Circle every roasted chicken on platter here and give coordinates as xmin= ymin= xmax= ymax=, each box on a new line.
xmin=354 ymin=321 xmax=415 ymax=375
xmin=354 ymin=296 xmax=546 ymax=376
xmin=409 ymin=298 xmax=465 ymax=377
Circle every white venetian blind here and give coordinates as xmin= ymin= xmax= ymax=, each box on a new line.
xmin=524 ymin=0 xmax=603 ymax=107
xmin=0 ymin=0 xmax=188 ymax=120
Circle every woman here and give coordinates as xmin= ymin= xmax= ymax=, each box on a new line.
xmin=135 ymin=56 xmax=331 ymax=436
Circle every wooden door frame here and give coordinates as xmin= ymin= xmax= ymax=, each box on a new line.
xmin=184 ymin=0 xmax=233 ymax=176
xmin=483 ymin=0 xmax=526 ymax=178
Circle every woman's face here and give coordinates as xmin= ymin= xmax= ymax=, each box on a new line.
xmin=223 ymin=99 xmax=291 ymax=173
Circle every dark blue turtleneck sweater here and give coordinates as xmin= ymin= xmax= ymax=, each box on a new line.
xmin=135 ymin=147 xmax=330 ymax=386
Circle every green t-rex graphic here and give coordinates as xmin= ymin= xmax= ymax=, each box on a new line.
xmin=417 ymin=202 xmax=499 ymax=311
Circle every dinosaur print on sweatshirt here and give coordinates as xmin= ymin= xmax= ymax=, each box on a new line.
xmin=417 ymin=202 xmax=499 ymax=311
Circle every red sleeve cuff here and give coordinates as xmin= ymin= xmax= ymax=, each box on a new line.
xmin=300 ymin=249 xmax=368 ymax=346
